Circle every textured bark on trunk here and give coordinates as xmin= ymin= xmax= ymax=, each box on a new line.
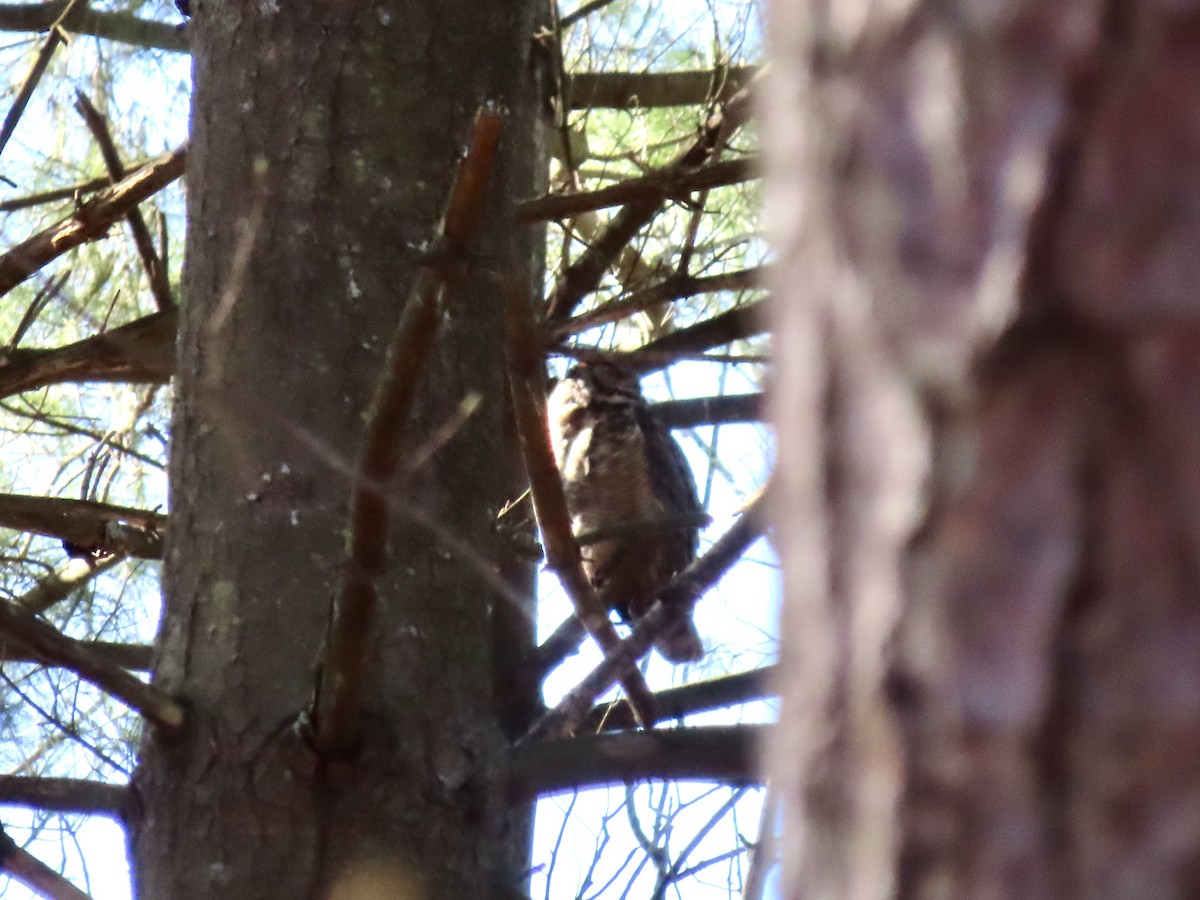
xmin=767 ymin=2 xmax=1200 ymax=898
xmin=129 ymin=2 xmax=542 ymax=896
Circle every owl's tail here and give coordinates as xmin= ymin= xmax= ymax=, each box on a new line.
xmin=655 ymin=617 xmax=704 ymax=663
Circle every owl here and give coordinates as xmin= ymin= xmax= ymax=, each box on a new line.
xmin=547 ymin=360 xmax=705 ymax=663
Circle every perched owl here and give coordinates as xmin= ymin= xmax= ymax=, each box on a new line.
xmin=547 ymin=360 xmax=705 ymax=663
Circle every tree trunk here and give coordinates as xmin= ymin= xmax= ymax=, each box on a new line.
xmin=766 ymin=2 xmax=1200 ymax=897
xmin=129 ymin=2 xmax=543 ymax=896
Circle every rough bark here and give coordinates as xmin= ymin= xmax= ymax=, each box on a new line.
xmin=767 ymin=2 xmax=1200 ymax=898
xmin=129 ymin=2 xmax=542 ymax=897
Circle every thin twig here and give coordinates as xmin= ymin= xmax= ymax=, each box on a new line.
xmin=504 ymin=280 xmax=658 ymax=728
xmin=0 ymin=595 xmax=183 ymax=732
xmin=560 ymin=0 xmax=618 ymax=28
xmin=0 ymin=172 xmax=136 ymax=214
xmin=520 ymin=490 xmax=769 ymax=742
xmin=73 ymin=91 xmax=174 ymax=311
xmin=0 ymin=144 xmax=187 ymax=300
xmin=312 ymin=107 xmax=506 ymax=757
xmin=0 ymin=0 xmax=85 ymax=163
xmin=6 ymin=269 xmax=68 ymax=351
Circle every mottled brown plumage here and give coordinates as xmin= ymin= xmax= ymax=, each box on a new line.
xmin=547 ymin=360 xmax=705 ymax=663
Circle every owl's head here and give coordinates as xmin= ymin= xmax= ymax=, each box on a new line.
xmin=547 ymin=359 xmax=645 ymax=443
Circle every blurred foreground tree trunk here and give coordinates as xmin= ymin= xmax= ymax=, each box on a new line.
xmin=766 ymin=2 xmax=1200 ymax=897
xmin=129 ymin=2 xmax=543 ymax=896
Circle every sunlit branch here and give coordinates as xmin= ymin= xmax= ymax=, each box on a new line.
xmin=0 ymin=822 xmax=94 ymax=900
xmin=508 ymin=724 xmax=765 ymax=801
xmin=312 ymin=107 xmax=505 ymax=757
xmin=521 ymin=490 xmax=768 ymax=741
xmin=0 ymin=775 xmax=124 ymax=816
xmin=0 ymin=144 xmax=186 ymax=300
xmin=514 ymin=157 xmax=757 ymax=225
xmin=0 ymin=493 xmax=164 ymax=558
xmin=74 ymin=90 xmax=174 ymax=311
xmin=0 ymin=595 xmax=183 ymax=732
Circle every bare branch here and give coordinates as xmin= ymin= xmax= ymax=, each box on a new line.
xmin=0 ymin=307 xmax=176 ymax=400
xmin=0 ymin=639 xmax=152 ymax=670
xmin=0 ymin=823 xmax=93 ymax=900
xmin=0 ymin=1 xmax=186 ymax=53
xmin=582 ymin=665 xmax=777 ymax=733
xmin=73 ymin=91 xmax=174 ymax=311
xmin=0 ymin=172 xmax=138 ymax=214
xmin=13 ymin=554 xmax=124 ymax=616
xmin=633 ymin=299 xmax=766 ymax=370
xmin=650 ymin=392 xmax=763 ymax=429
xmin=0 ymin=595 xmax=183 ymax=732
xmin=521 ymin=490 xmax=769 ymax=741
xmin=0 ymin=775 xmax=125 ymax=816
xmin=312 ymin=107 xmax=505 ymax=757
xmin=567 ymin=66 xmax=759 ymax=110
xmin=0 ymin=144 xmax=186 ymax=300
xmin=0 ymin=0 xmax=82 ymax=163
xmin=508 ymin=724 xmax=765 ymax=801
xmin=514 ymin=157 xmax=758 ymax=225
xmin=0 ymin=493 xmax=164 ymax=558
xmin=559 ymin=0 xmax=617 ymax=29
